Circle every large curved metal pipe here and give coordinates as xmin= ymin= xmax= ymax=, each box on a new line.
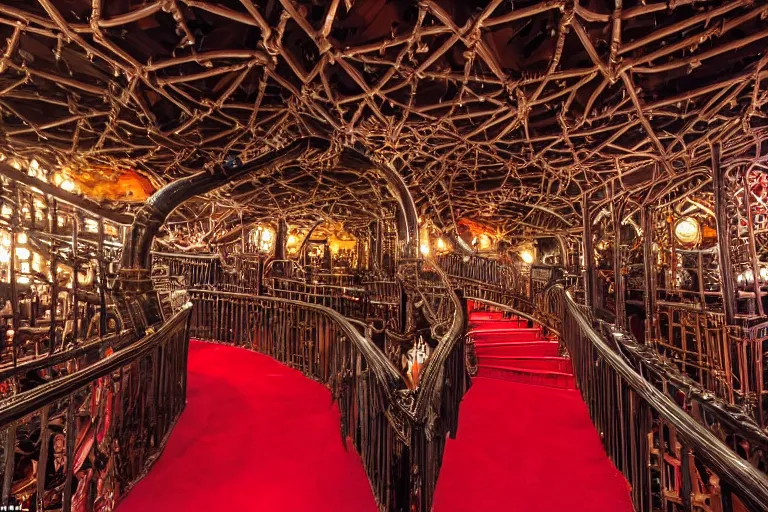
xmin=119 ymin=137 xmax=420 ymax=289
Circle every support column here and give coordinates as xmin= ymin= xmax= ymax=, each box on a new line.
xmin=612 ymin=185 xmax=626 ymax=329
xmin=712 ymin=143 xmax=735 ymax=324
xmin=582 ymin=194 xmax=596 ymax=308
xmin=642 ymin=206 xmax=656 ymax=344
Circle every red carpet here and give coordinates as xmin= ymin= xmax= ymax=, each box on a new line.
xmin=471 ymin=311 xmax=575 ymax=389
xmin=119 ymin=339 xmax=632 ymax=512
xmin=118 ymin=341 xmax=378 ymax=512
xmin=434 ymin=377 xmax=634 ymax=511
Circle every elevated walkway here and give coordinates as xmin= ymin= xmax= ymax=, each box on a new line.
xmin=118 ymin=340 xmax=633 ymax=511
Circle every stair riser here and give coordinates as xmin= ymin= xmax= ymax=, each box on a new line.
xmin=470 ymin=319 xmax=530 ymax=329
xmin=477 ymin=366 xmax=576 ymax=389
xmin=479 ymin=357 xmax=572 ymax=373
xmin=471 ymin=331 xmax=544 ymax=343
xmin=474 ymin=343 xmax=560 ymax=357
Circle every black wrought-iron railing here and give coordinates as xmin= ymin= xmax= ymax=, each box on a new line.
xmin=441 ymin=254 xmax=768 ymax=510
xmin=0 ymin=304 xmax=191 ymax=511
xmin=435 ymin=253 xmax=533 ymax=314
xmin=186 ymin=284 xmax=468 ymax=512
xmin=398 ymin=256 xmax=470 ymax=510
xmin=538 ymin=285 xmax=768 ymax=511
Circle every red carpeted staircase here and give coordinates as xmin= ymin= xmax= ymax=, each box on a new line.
xmin=118 ymin=332 xmax=633 ymax=512
xmin=470 ymin=309 xmax=576 ymax=389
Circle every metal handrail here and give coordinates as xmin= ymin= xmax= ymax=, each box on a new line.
xmin=187 ymin=289 xmax=405 ymax=393
xmin=0 ymin=304 xmax=192 ymax=426
xmin=410 ymin=256 xmax=466 ymax=419
xmin=549 ymin=284 xmax=768 ymax=511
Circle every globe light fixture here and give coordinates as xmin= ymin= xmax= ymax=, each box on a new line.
xmin=674 ymin=217 xmax=699 ymax=245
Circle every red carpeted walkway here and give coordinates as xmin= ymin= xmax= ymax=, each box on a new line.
xmin=118 ymin=341 xmax=379 ymax=512
xmin=119 ymin=336 xmax=633 ymax=512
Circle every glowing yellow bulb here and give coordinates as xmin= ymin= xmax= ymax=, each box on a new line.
xmin=17 ymin=233 xmax=27 ymax=244
xmin=15 ymin=247 xmax=30 ymax=260
xmin=261 ymin=229 xmax=273 ymax=242
xmin=436 ymin=238 xmax=446 ymax=250
xmin=1 ymin=205 xmax=11 ymax=218
xmin=674 ymin=217 xmax=699 ymax=245
xmin=477 ymin=234 xmax=492 ymax=250
xmin=520 ymin=249 xmax=535 ymax=264
xmin=287 ymin=234 xmax=298 ymax=246
xmin=60 ymin=180 xmax=76 ymax=192
xmin=420 ymin=243 xmax=430 ymax=256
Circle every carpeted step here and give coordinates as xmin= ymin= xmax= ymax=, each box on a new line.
xmin=476 ymin=365 xmax=576 ymax=389
xmin=470 ymin=327 xmax=544 ymax=343
xmin=469 ymin=318 xmax=530 ymax=329
xmin=478 ymin=355 xmax=572 ymax=373
xmin=474 ymin=341 xmax=560 ymax=357
xmin=468 ymin=310 xmax=505 ymax=321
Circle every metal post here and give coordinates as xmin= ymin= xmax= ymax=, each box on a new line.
xmin=612 ymin=186 xmax=626 ymax=328
xmin=642 ymin=206 xmax=656 ymax=344
xmin=712 ymin=143 xmax=735 ymax=324
xmin=582 ymin=194 xmax=596 ymax=308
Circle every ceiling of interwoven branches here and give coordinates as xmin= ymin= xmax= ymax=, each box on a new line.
xmin=0 ymin=0 xmax=766 ymax=237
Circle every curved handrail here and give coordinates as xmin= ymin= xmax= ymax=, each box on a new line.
xmin=547 ymin=284 xmax=768 ymax=511
xmin=409 ymin=256 xmax=466 ymax=419
xmin=187 ymin=289 xmax=405 ymax=395
xmin=0 ymin=304 xmax=192 ymax=426
xmin=0 ymin=329 xmax=134 ymax=384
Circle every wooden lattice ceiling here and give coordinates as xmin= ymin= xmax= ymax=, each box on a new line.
xmin=0 ymin=0 xmax=767 ymax=237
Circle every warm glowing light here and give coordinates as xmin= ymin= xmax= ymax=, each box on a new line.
xmin=674 ymin=217 xmax=699 ymax=245
xmin=20 ymin=262 xmax=29 ymax=274
xmin=16 ymin=233 xmax=27 ymax=244
xmin=287 ymin=234 xmax=298 ymax=246
xmin=60 ymin=180 xmax=76 ymax=192
xmin=477 ymin=234 xmax=492 ymax=250
xmin=77 ymin=270 xmax=93 ymax=286
xmin=17 ymin=276 xmax=29 ymax=285
xmin=0 ymin=248 xmax=9 ymax=264
xmin=84 ymin=219 xmax=98 ymax=232
xmin=249 ymin=226 xmax=275 ymax=252
xmin=520 ymin=249 xmax=535 ymax=264
xmin=1 ymin=205 xmax=11 ymax=218
xmin=0 ymin=232 xmax=10 ymax=248
xmin=420 ymin=243 xmax=430 ymax=256
xmin=760 ymin=267 xmax=768 ymax=282
xmin=436 ymin=238 xmax=446 ymax=250
xmin=15 ymin=247 xmax=30 ymax=260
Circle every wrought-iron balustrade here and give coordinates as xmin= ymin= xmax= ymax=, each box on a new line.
xmin=186 ymin=282 xmax=468 ymax=512
xmin=538 ymin=285 xmax=768 ymax=511
xmin=0 ymin=304 xmax=191 ymax=511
